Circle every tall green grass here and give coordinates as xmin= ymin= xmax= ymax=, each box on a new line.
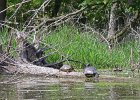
xmin=43 ymin=26 xmax=139 ymax=69
xmin=0 ymin=29 xmax=17 ymax=56
xmin=0 ymin=26 xmax=139 ymax=69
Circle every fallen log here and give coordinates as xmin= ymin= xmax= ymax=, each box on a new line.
xmin=0 ymin=39 xmax=84 ymax=77
xmin=1 ymin=64 xmax=135 ymax=84
xmin=2 ymin=63 xmax=135 ymax=83
xmin=2 ymin=63 xmax=85 ymax=78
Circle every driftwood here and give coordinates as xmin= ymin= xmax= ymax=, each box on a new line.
xmin=0 ymin=42 xmax=85 ymax=78
xmin=2 ymin=64 xmax=84 ymax=78
xmin=0 ymin=8 xmax=86 ymax=77
xmin=0 ymin=44 xmax=136 ymax=79
xmin=1 ymin=63 xmax=136 ymax=83
xmin=0 ymin=50 xmax=84 ymax=78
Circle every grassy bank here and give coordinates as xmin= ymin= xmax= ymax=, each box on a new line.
xmin=43 ymin=26 xmax=139 ymax=69
xmin=0 ymin=26 xmax=139 ymax=69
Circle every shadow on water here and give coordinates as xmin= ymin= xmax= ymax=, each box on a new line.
xmin=0 ymin=74 xmax=140 ymax=100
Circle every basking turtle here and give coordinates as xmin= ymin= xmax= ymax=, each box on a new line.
xmin=60 ymin=64 xmax=74 ymax=72
xmin=84 ymin=64 xmax=99 ymax=80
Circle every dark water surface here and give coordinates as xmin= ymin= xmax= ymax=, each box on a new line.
xmin=0 ymin=75 xmax=140 ymax=100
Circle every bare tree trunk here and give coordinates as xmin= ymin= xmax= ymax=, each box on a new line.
xmin=108 ymin=3 xmax=117 ymax=40
xmin=0 ymin=0 xmax=7 ymax=29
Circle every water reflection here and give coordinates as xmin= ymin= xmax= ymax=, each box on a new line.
xmin=109 ymin=84 xmax=140 ymax=100
xmin=0 ymin=76 xmax=140 ymax=100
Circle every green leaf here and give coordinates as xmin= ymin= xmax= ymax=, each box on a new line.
xmin=103 ymin=0 xmax=109 ymax=4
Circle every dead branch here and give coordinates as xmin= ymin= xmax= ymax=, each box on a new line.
xmin=27 ymin=7 xmax=85 ymax=35
xmin=0 ymin=0 xmax=31 ymax=15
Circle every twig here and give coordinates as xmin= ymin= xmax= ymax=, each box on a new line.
xmin=23 ymin=0 xmax=52 ymax=32
xmin=27 ymin=7 xmax=85 ymax=35
xmin=0 ymin=0 xmax=31 ymax=14
xmin=9 ymin=0 xmax=29 ymax=20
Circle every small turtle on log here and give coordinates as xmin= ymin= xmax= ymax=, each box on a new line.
xmin=84 ymin=64 xmax=99 ymax=81
xmin=60 ymin=64 xmax=74 ymax=72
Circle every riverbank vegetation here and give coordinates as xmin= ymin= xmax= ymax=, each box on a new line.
xmin=0 ymin=0 xmax=140 ymax=75
xmin=0 ymin=25 xmax=139 ymax=69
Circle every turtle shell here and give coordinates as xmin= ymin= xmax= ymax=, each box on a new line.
xmin=84 ymin=67 xmax=98 ymax=78
xmin=60 ymin=65 xmax=74 ymax=72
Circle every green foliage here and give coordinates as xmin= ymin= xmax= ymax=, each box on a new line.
xmin=0 ymin=26 xmax=139 ymax=69
xmin=7 ymin=0 xmax=44 ymax=22
xmin=0 ymin=29 xmax=17 ymax=56
xmin=81 ymin=0 xmax=109 ymax=7
xmin=4 ymin=0 xmax=140 ymax=69
xmin=42 ymin=26 xmax=139 ymax=69
xmin=0 ymin=29 xmax=10 ymax=47
xmin=6 ymin=0 xmax=140 ymax=29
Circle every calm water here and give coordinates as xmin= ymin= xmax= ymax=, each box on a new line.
xmin=0 ymin=75 xmax=140 ymax=100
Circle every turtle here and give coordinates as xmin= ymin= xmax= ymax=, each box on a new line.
xmin=84 ymin=64 xmax=99 ymax=80
xmin=60 ymin=64 xmax=74 ymax=72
